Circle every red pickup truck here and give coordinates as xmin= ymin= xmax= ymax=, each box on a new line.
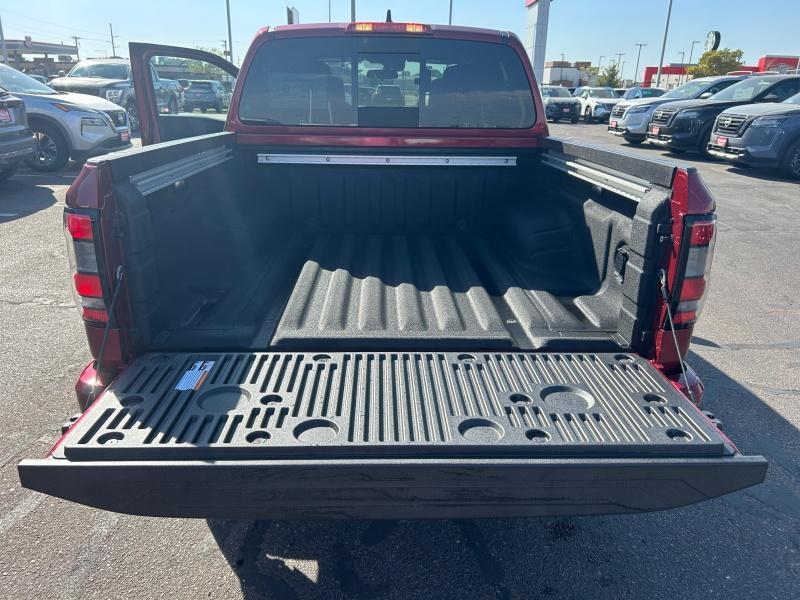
xmin=19 ymin=22 xmax=765 ymax=519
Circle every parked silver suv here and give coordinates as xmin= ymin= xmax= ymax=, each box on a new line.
xmin=0 ymin=64 xmax=131 ymax=172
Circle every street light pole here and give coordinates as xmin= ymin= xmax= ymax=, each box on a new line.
xmin=0 ymin=13 xmax=9 ymax=65
xmin=449 ymin=0 xmax=453 ymax=25
xmin=109 ymin=23 xmax=117 ymax=58
xmin=655 ymin=0 xmax=673 ymax=88
xmin=633 ymin=43 xmax=646 ymax=86
xmin=560 ymin=52 xmax=565 ymax=83
xmin=686 ymin=40 xmax=700 ymax=84
xmin=351 ymin=0 xmax=356 ymax=21
xmin=677 ymin=51 xmax=686 ymax=87
xmin=225 ymin=0 xmax=234 ymax=65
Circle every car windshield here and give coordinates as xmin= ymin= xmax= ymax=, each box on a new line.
xmin=189 ymin=81 xmax=213 ymax=90
xmin=587 ymin=88 xmax=615 ymax=98
xmin=662 ymin=80 xmax=717 ymax=100
xmin=783 ymin=92 xmax=800 ymax=105
xmin=710 ymin=77 xmax=775 ymax=101
xmin=541 ymin=87 xmax=571 ymax=98
xmin=640 ymin=88 xmax=664 ymax=98
xmin=239 ymin=36 xmax=535 ymax=128
xmin=0 ymin=64 xmax=58 ymax=95
xmin=68 ymin=62 xmax=129 ymax=79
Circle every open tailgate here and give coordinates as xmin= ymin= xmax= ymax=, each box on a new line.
xmin=19 ymin=351 xmax=766 ymax=519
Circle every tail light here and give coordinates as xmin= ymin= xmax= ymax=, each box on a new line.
xmin=671 ymin=215 xmax=716 ymax=326
xmin=65 ymin=211 xmax=109 ymax=324
xmin=346 ymin=22 xmax=431 ymax=34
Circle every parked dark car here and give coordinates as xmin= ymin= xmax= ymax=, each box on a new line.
xmin=620 ymin=87 xmax=665 ymax=100
xmin=646 ymin=74 xmax=800 ymax=157
xmin=540 ymin=85 xmax=580 ymax=122
xmin=707 ymin=91 xmax=800 ymax=179
xmin=0 ymin=91 xmax=35 ymax=182
xmin=609 ymin=76 xmax=745 ymax=144
xmin=182 ymin=79 xmax=229 ymax=113
xmin=49 ymin=59 xmax=182 ymax=130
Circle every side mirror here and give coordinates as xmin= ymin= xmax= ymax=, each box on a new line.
xmin=699 ymin=92 xmax=713 ymax=99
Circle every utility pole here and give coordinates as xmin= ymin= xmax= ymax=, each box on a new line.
xmin=655 ymin=0 xmax=673 ymax=88
xmin=686 ymin=40 xmax=700 ymax=84
xmin=620 ymin=60 xmax=626 ymax=82
xmin=0 ymin=12 xmax=9 ymax=65
xmin=449 ymin=0 xmax=453 ymax=25
xmin=108 ymin=23 xmax=118 ymax=57
xmin=72 ymin=36 xmax=81 ymax=60
xmin=633 ymin=43 xmax=646 ymax=86
xmin=351 ymin=0 xmax=356 ymax=21
xmin=328 ymin=0 xmax=331 ymax=22
xmin=225 ymin=0 xmax=233 ymax=65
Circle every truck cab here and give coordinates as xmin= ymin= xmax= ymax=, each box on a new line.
xmin=18 ymin=22 xmax=766 ymax=519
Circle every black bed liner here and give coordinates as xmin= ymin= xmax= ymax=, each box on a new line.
xmin=20 ymin=351 xmax=766 ymax=518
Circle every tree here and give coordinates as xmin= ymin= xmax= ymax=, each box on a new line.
xmin=596 ymin=62 xmax=621 ymax=88
xmin=687 ymin=48 xmax=744 ymax=77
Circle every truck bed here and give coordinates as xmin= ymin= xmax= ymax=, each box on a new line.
xmin=202 ymin=230 xmax=620 ymax=351
xmin=116 ymin=136 xmax=665 ymax=354
xmin=19 ymin=350 xmax=765 ymax=518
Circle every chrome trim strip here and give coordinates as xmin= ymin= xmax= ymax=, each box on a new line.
xmin=542 ymin=152 xmax=651 ymax=201
xmin=130 ymin=146 xmax=233 ymax=196
xmin=256 ymin=153 xmax=517 ymax=166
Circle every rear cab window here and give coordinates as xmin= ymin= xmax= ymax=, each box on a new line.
xmin=238 ymin=35 xmax=535 ymax=128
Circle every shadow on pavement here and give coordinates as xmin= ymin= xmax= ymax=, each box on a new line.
xmin=724 ymin=165 xmax=796 ymax=184
xmin=0 ymin=163 xmax=81 ymax=223
xmin=206 ymin=351 xmax=799 ymax=600
xmin=0 ymin=178 xmax=59 ymax=223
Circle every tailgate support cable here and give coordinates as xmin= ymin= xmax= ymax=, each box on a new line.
xmin=90 ymin=265 xmax=124 ymax=404
xmin=658 ymin=269 xmax=696 ymax=404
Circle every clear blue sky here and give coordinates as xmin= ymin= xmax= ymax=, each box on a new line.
xmin=2 ymin=0 xmax=798 ymax=79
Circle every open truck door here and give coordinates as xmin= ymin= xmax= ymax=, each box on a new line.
xmin=129 ymin=42 xmax=238 ymax=145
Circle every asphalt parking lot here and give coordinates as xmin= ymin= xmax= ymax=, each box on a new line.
xmin=1 ymin=126 xmax=798 ymax=600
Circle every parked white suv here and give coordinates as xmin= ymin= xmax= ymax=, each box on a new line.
xmin=576 ymin=87 xmax=621 ymax=123
xmin=0 ymin=64 xmax=131 ymax=172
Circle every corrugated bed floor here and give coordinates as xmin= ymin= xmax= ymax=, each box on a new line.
xmin=271 ymin=233 xmax=600 ymax=349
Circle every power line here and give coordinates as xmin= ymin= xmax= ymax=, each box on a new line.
xmin=1 ymin=9 xmax=108 ymax=37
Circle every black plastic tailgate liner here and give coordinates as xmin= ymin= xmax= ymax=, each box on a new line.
xmin=20 ymin=351 xmax=767 ymax=518
xmin=53 ymin=352 xmax=731 ymax=460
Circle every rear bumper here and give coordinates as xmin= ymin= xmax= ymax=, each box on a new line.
xmin=18 ymin=454 xmax=767 ymax=519
xmin=0 ymin=133 xmax=36 ymax=164
xmin=185 ymin=100 xmax=219 ymax=110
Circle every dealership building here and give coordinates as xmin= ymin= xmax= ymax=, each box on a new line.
xmin=642 ymin=55 xmax=800 ymax=88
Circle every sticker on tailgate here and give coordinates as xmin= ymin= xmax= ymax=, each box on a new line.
xmin=175 ymin=360 xmax=215 ymax=390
